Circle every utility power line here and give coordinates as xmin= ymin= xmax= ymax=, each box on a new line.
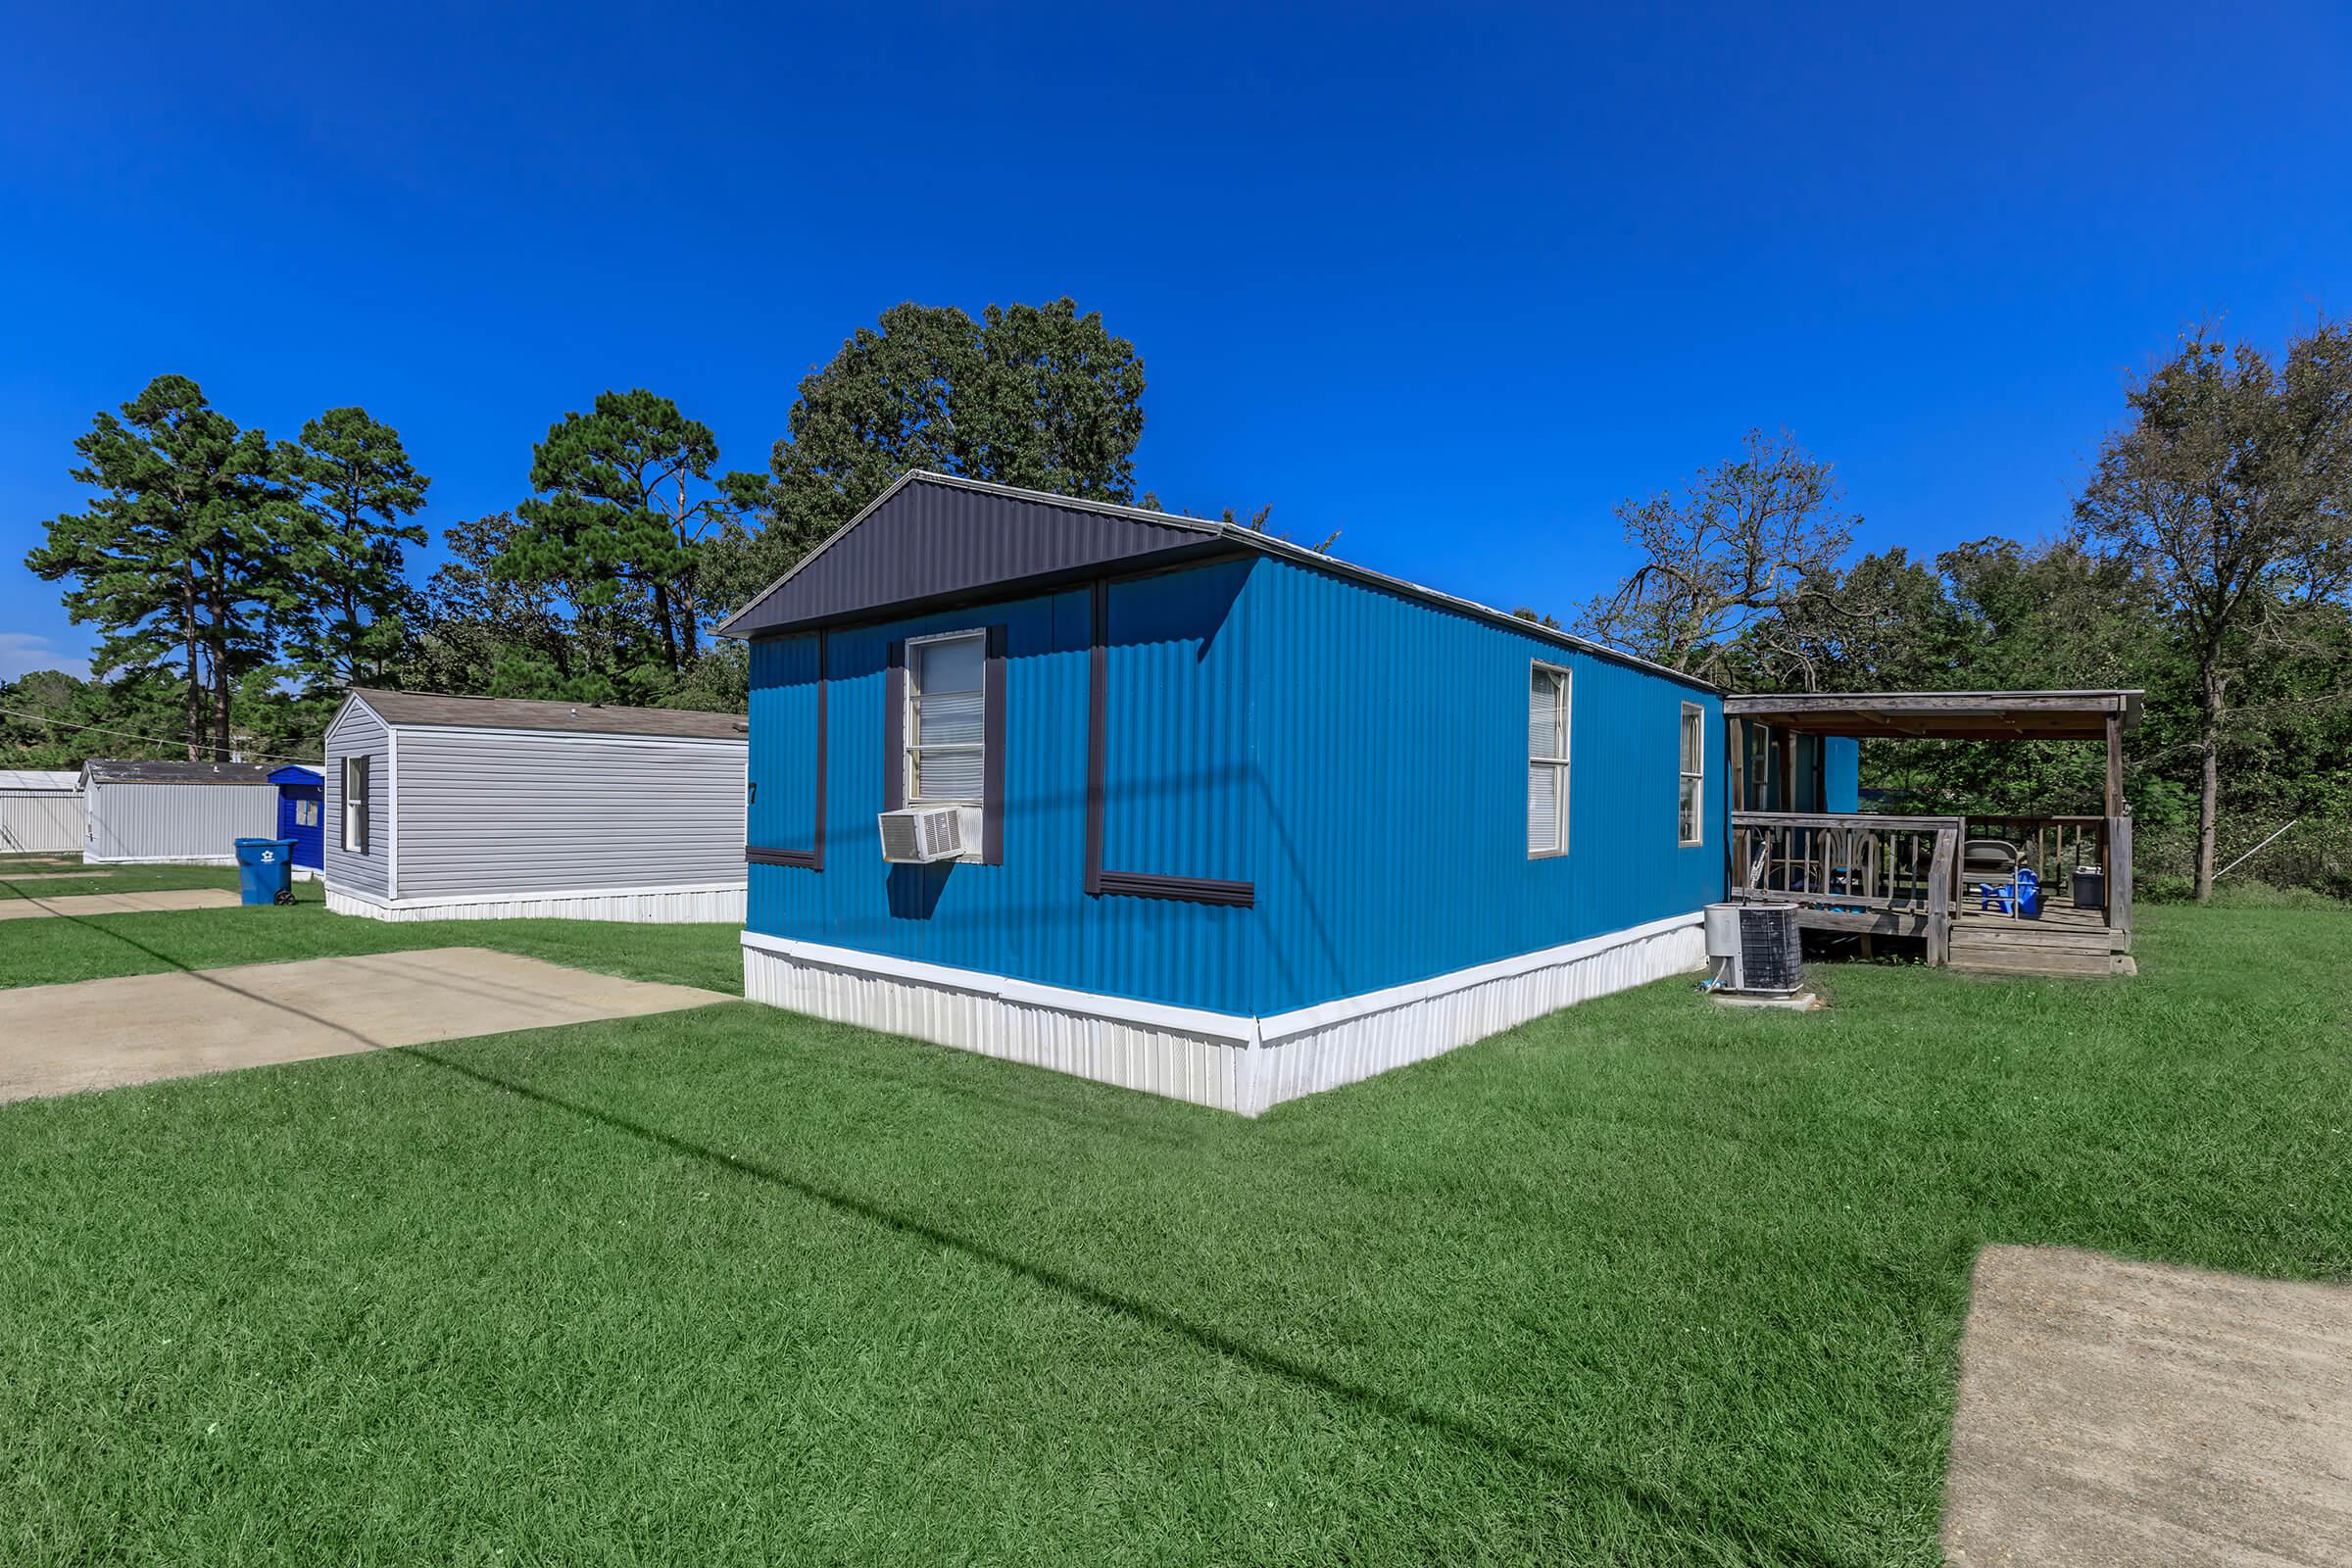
xmin=0 ymin=707 xmax=323 ymax=767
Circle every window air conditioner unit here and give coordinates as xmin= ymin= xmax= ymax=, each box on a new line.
xmin=878 ymin=806 xmax=965 ymax=863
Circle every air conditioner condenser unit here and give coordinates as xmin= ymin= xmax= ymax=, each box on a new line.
xmin=1703 ymin=901 xmax=1805 ymax=998
xmin=878 ymin=806 xmax=965 ymax=863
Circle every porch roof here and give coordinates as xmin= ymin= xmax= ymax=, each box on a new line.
xmin=1722 ymin=689 xmax=2143 ymax=741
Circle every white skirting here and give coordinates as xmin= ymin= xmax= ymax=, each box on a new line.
xmin=741 ymin=912 xmax=1705 ymax=1116
xmin=327 ymin=881 xmax=746 ymax=924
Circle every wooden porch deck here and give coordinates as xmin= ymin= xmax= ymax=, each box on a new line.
xmin=1950 ymin=897 xmax=2135 ymax=978
xmin=1730 ymin=809 xmax=2136 ymax=979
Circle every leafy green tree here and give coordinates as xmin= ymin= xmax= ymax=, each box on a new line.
xmin=406 ymin=512 xmax=586 ymax=699
xmin=1576 ymin=429 xmax=1859 ymax=686
xmin=24 ymin=374 xmax=280 ymax=759
xmin=278 ymin=407 xmax=430 ymax=689
xmin=0 ymin=667 xmax=195 ymax=768
xmin=2076 ymin=321 xmax=2352 ymax=899
xmin=736 ymin=298 xmax=1147 ymax=600
xmin=507 ymin=390 xmax=739 ymax=680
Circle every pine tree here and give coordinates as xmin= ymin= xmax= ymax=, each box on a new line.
xmin=278 ymin=407 xmax=430 ymax=690
xmin=24 ymin=375 xmax=279 ymax=759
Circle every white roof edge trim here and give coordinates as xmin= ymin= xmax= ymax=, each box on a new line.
xmin=711 ymin=469 xmax=1717 ymax=692
xmin=376 ymin=722 xmax=748 ymax=749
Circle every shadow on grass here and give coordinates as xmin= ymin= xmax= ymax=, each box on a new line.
xmin=391 ymin=1043 xmax=1844 ymax=1566
xmin=21 ymin=906 xmax=1843 ymax=1563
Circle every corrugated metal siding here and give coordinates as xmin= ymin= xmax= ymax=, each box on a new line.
xmin=1243 ymin=557 xmax=1723 ymax=1014
xmin=84 ymin=781 xmax=275 ymax=860
xmin=1825 ymin=737 xmax=1861 ymax=812
xmin=749 ymin=634 xmax=821 ymax=857
xmin=746 ymin=553 xmax=1723 ymax=1018
xmin=1 ymin=791 xmax=83 ymax=853
xmin=392 ymin=726 xmax=746 ymax=900
xmin=729 ymin=475 xmax=1212 ymax=636
xmin=748 ymin=572 xmax=1259 ymax=1014
xmin=324 ymin=701 xmax=390 ymax=897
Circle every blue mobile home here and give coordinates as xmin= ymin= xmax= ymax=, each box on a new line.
xmin=723 ymin=472 xmax=1741 ymax=1114
xmin=270 ymin=765 xmax=324 ymax=871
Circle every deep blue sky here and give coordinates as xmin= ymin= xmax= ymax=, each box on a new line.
xmin=4 ymin=2 xmax=2348 ymax=680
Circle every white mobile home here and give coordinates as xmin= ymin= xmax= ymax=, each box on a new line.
xmin=0 ymin=769 xmax=84 ymax=854
xmin=323 ymin=689 xmax=748 ymax=923
xmin=79 ymin=760 xmax=278 ymax=863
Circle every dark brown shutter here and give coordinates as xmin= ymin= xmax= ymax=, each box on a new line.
xmin=981 ymin=623 xmax=1006 ymax=864
xmin=883 ymin=640 xmax=906 ymax=812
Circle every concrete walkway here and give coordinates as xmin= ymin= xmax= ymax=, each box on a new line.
xmin=0 ymin=888 xmax=242 ymax=920
xmin=0 ymin=871 xmax=166 ymax=884
xmin=0 ymin=948 xmax=730 ymax=1103
xmin=1945 ymin=1245 xmax=2352 ymax=1566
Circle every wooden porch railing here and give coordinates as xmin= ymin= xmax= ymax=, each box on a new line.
xmin=1730 ymin=811 xmax=1964 ymax=962
xmin=1965 ymin=815 xmax=2109 ymax=899
xmin=1731 ymin=810 xmax=2134 ymax=961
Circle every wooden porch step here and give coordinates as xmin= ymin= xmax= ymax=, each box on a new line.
xmin=1949 ymin=923 xmax=2127 ymax=953
xmin=1949 ymin=949 xmax=2136 ymax=978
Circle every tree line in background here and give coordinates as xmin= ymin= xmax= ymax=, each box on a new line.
xmin=8 ymin=309 xmax=2348 ymax=899
xmin=3 ymin=298 xmax=1149 ymax=766
xmin=1573 ymin=320 xmax=2352 ymax=901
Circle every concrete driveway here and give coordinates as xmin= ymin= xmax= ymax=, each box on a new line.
xmin=1945 ymin=1245 xmax=2352 ymax=1566
xmin=0 ymin=947 xmax=729 ymax=1103
xmin=0 ymin=888 xmax=241 ymax=919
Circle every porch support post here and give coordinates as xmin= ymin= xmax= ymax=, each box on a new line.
xmin=1776 ymin=727 xmax=1795 ymax=812
xmin=2103 ymin=711 xmax=2124 ymax=818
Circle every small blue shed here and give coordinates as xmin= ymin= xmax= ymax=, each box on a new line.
xmin=720 ymin=471 xmax=1743 ymax=1115
xmin=270 ymin=765 xmax=324 ymax=871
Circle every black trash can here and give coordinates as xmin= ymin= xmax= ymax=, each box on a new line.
xmin=2072 ymin=866 xmax=2106 ymax=911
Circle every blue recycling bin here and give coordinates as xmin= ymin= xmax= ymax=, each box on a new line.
xmin=234 ymin=837 xmax=296 ymax=906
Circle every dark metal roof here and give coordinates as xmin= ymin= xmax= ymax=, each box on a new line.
xmin=345 ymin=688 xmax=748 ymax=741
xmin=1725 ymin=690 xmax=2144 ymax=740
xmin=718 ymin=473 xmax=1220 ymax=638
xmin=82 ymin=760 xmax=277 ymax=785
xmin=716 ymin=471 xmax=1711 ymax=688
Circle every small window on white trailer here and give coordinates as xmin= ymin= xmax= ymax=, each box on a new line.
xmin=1529 ymin=663 xmax=1570 ymax=857
xmin=342 ymin=756 xmax=369 ymax=854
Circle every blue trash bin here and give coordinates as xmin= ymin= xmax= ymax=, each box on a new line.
xmin=233 ymin=837 xmax=296 ymax=906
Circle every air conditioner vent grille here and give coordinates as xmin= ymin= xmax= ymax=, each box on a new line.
xmin=878 ymin=807 xmax=964 ymax=863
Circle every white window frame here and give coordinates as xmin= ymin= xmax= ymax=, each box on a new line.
xmin=1528 ymin=662 xmax=1571 ymax=858
xmin=904 ymin=627 xmax=988 ymax=810
xmin=342 ymin=756 xmax=368 ymax=854
xmin=1678 ymin=703 xmax=1706 ymax=847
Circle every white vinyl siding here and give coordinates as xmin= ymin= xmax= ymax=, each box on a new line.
xmin=0 ymin=790 xmax=83 ymax=854
xmin=1529 ymin=663 xmax=1570 ymax=857
xmin=1679 ymin=703 xmax=1705 ymax=846
xmin=906 ymin=630 xmax=986 ymax=805
xmin=342 ymin=756 xmax=369 ymax=853
xmin=390 ymin=726 xmax=745 ymax=901
xmin=323 ymin=698 xmax=393 ymax=897
xmin=81 ymin=781 xmax=275 ymax=863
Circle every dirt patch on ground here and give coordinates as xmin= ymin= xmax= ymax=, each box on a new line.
xmin=0 ymin=948 xmax=731 ymax=1103
xmin=1945 ymin=1244 xmax=2352 ymax=1566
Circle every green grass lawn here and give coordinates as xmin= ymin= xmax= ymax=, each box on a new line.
xmin=0 ymin=857 xmax=255 ymax=901
xmin=3 ymin=906 xmax=2347 ymax=1565
xmin=0 ymin=889 xmax=739 ymax=994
